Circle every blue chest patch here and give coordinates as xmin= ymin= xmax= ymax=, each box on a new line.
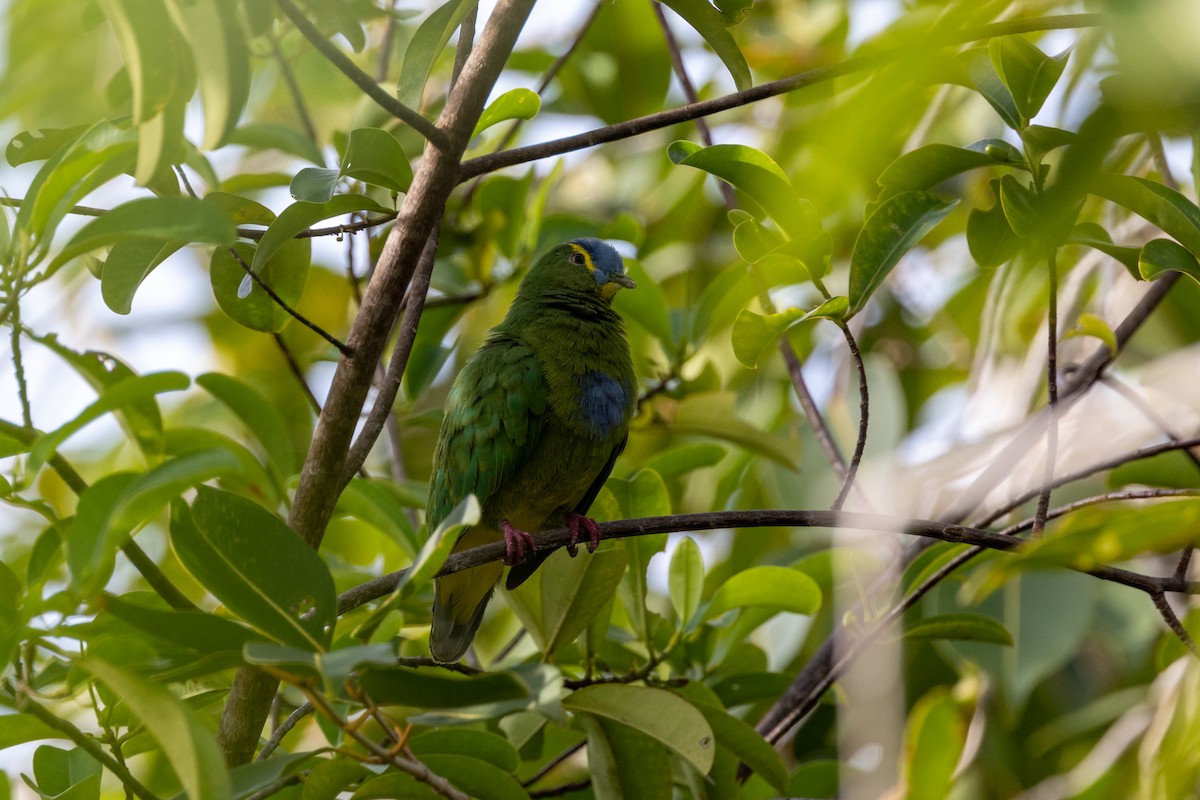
xmin=577 ymin=371 xmax=629 ymax=438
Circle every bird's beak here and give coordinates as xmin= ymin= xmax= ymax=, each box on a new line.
xmin=609 ymin=273 xmax=636 ymax=290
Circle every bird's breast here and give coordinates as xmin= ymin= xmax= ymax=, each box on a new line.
xmin=575 ymin=370 xmax=631 ymax=439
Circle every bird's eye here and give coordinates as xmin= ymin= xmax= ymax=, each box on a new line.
xmin=570 ymin=252 xmax=586 ymax=266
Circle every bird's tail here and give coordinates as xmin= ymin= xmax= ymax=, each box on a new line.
xmin=429 ymin=526 xmax=503 ymax=663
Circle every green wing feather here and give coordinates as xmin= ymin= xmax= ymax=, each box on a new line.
xmin=427 ymin=335 xmax=548 ymax=530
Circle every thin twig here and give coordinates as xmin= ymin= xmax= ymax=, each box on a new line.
xmin=1032 ymin=246 xmax=1060 ymax=535
xmin=245 ymin=774 xmax=304 ymax=800
xmin=524 ymin=741 xmax=586 ymax=788
xmin=1100 ymin=374 xmax=1200 ymax=472
xmin=271 ymin=34 xmax=319 ymax=144
xmin=530 ymin=779 xmax=591 ymax=799
xmin=256 ymin=701 xmax=314 ymax=761
xmin=830 ymin=323 xmax=868 ymax=511
xmin=377 ymin=0 xmax=400 ymax=82
xmin=1146 ymin=132 xmax=1180 ymax=191
xmin=780 ymin=339 xmax=848 ymax=479
xmin=227 ymin=247 xmax=352 ymax=357
xmin=1151 ymin=592 xmax=1199 ymax=657
xmin=273 ymin=332 xmax=322 ymax=416
xmin=274 ymin=0 xmax=445 ymax=146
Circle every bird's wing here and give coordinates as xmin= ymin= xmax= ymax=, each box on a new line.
xmin=427 ymin=336 xmax=548 ymax=531
xmin=504 ymin=434 xmax=626 ymax=591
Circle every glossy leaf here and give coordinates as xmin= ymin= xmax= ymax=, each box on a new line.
xmin=564 ymin=685 xmax=715 ymax=773
xmin=1091 ymin=174 xmax=1200 ymax=255
xmin=49 ymin=197 xmax=236 ymax=273
xmin=1068 ymin=221 xmax=1140 ymax=277
xmin=989 ymin=36 xmax=1069 ymax=123
xmin=80 ymin=656 xmax=231 ymax=800
xmin=669 ymin=536 xmax=704 ymax=627
xmin=473 ymin=88 xmax=541 ymax=136
xmin=343 ymin=127 xmax=413 ymax=194
xmin=848 ymin=191 xmax=957 ymax=316
xmin=212 ymin=239 xmax=311 ymax=332
xmin=31 ymin=746 xmax=100 ymax=798
xmin=169 ymin=487 xmax=336 ymax=650
xmin=1139 ymin=238 xmax=1200 ymax=284
xmin=959 ymin=48 xmax=1021 ymax=130
xmin=659 ymin=0 xmax=752 ymax=91
xmin=228 ymin=123 xmax=324 ymax=165
xmin=289 ymin=168 xmax=340 ymax=203
xmin=705 ymin=565 xmax=822 ymax=620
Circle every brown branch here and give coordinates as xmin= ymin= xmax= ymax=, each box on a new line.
xmin=830 ymin=324 xmax=868 ymax=511
xmin=458 ymin=14 xmax=1104 ymax=181
xmin=1152 ymin=592 xmax=1199 ymax=657
xmin=273 ymin=0 xmax=445 ymax=146
xmin=216 ymin=0 xmax=538 ymax=767
xmin=272 ymin=333 xmax=322 ymax=416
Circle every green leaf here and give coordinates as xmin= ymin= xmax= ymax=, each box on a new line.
xmin=336 ymin=478 xmax=422 ymax=557
xmin=848 ymin=191 xmax=957 ymax=316
xmin=616 ymin=258 xmax=673 ymax=346
xmin=228 ymin=752 xmax=314 ymax=800
xmin=31 ymin=746 xmax=100 ymax=798
xmin=989 ymin=36 xmax=1069 ymax=123
xmin=731 ymin=297 xmax=848 ymax=368
xmin=643 ymin=443 xmax=726 ymax=480
xmin=397 ymin=0 xmax=479 ymax=109
xmin=418 ymin=755 xmax=527 ymax=800
xmin=705 ymin=565 xmax=822 ymax=620
xmin=343 ymin=127 xmax=413 ymax=194
xmin=786 ymin=760 xmax=839 ymax=798
xmin=243 ymin=194 xmax=388 ymax=296
xmin=903 ymin=688 xmax=968 ymax=800
xmin=566 ymin=685 xmax=714 ymax=774
xmin=100 ymin=239 xmax=184 ymax=315
xmin=289 ymin=168 xmax=340 ymax=204
xmin=580 ymin=715 xmax=672 ymax=800
xmin=689 ymin=701 xmax=787 ymax=793
xmin=49 ymin=197 xmax=236 ymax=273
xmin=5 ymin=126 xmax=89 ymax=166
xmin=196 ymin=373 xmax=297 ymax=474
xmin=669 ymin=392 xmax=799 ymax=468
xmin=80 ymin=656 xmax=231 ymax=800
xmin=1063 ymin=312 xmax=1118 ymax=356
xmin=357 ymin=666 xmax=528 ymax=709
xmin=732 ymin=217 xmax=785 ymax=263
xmin=228 ymin=123 xmax=324 ymax=165
xmin=1139 ymin=238 xmax=1200 ymax=283
xmin=958 ymin=48 xmax=1021 ymax=131
xmin=998 ymin=174 xmax=1037 ymax=237
xmin=96 ymin=0 xmax=187 ymax=124
xmin=29 ymin=371 xmax=189 ymax=475
xmin=212 ymin=239 xmax=312 ymax=332
xmin=714 ymin=0 xmax=753 ymax=24
xmin=967 ymin=179 xmax=1022 ymax=268
xmin=0 ymin=715 xmax=60 ymax=751
xmin=409 ymin=729 xmax=519 ymax=773
xmin=659 ymin=0 xmax=752 ymax=91
xmin=101 ymin=592 xmax=265 ymax=654
xmin=203 ymin=191 xmax=275 ymax=225
xmin=904 ymin=612 xmax=1014 ymax=645
xmin=473 ymin=88 xmax=542 ymax=136
xmin=669 ymin=536 xmax=704 ymax=627
xmin=244 ymin=643 xmax=397 ymax=689
xmin=108 ymin=447 xmax=241 ymax=531
xmin=537 ymin=546 xmax=628 ymax=655
xmin=1068 ymin=222 xmax=1141 ymax=277
xmin=169 ymin=487 xmax=336 ymax=650
xmin=877 ymin=140 xmax=1023 ymax=197
xmin=1091 ymin=174 xmax=1200 ymax=255
xmin=671 ymin=143 xmax=813 ymax=239
xmin=33 ymin=335 xmax=169 ymax=463
xmin=166 ymin=0 xmax=250 ymax=149
xmin=301 ymin=758 xmax=370 ymax=800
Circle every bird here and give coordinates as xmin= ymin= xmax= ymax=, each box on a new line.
xmin=427 ymin=237 xmax=637 ymax=663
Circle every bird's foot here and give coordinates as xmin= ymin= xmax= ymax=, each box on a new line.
xmin=564 ymin=511 xmax=602 ymax=557
xmin=502 ymin=520 xmax=537 ymax=566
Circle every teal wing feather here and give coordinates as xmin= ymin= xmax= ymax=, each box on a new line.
xmin=504 ymin=434 xmax=626 ymax=590
xmin=427 ymin=335 xmax=548 ymax=531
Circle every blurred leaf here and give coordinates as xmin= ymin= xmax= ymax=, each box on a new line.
xmin=669 ymin=536 xmax=704 ymax=627
xmin=1092 ymin=174 xmax=1200 ymax=255
xmin=581 ymin=715 xmax=671 ymax=800
xmin=5 ymin=126 xmax=88 ymax=166
xmin=968 ymin=179 xmax=1022 ymax=267
xmin=31 ymin=746 xmax=100 ymax=798
xmin=357 ymin=666 xmax=527 ymax=708
xmin=617 ymin=258 xmax=673 ymax=346
xmin=419 ymin=755 xmax=527 ymax=800
xmin=659 ymin=0 xmax=751 ymax=91
xmin=564 ymin=685 xmax=715 ymax=773
xmin=100 ymin=239 xmax=183 ymax=315
xmin=197 ymin=372 xmax=298 ymax=475
xmin=877 ymin=140 xmax=1023 ymax=197
xmin=49 ymin=196 xmax=235 ymax=274
xmin=643 ymin=443 xmax=726 ymax=480
xmin=1024 ymin=125 xmax=1077 ymax=160
xmin=101 ymin=592 xmax=264 ymax=654
xmin=731 ymin=297 xmax=847 ymax=368
xmin=989 ymin=36 xmax=1069 ymax=123
xmin=80 ymin=656 xmax=231 ymax=800
xmin=1110 ymin=451 xmax=1200 ymax=490
xmin=336 ymin=478 xmax=422 ymax=557
xmin=786 ymin=760 xmax=839 ymax=798
xmin=904 ymin=612 xmax=1013 ymax=645
xmin=998 ymin=174 xmax=1037 ymax=237
xmin=705 ymin=565 xmax=821 ymax=620
xmin=397 ymin=0 xmax=478 ymax=109
xmin=169 ymin=487 xmax=336 ymax=650
xmin=0 ymin=715 xmax=60 ymax=751
xmin=29 ymin=371 xmax=189 ymax=475
xmin=903 ymin=688 xmax=967 ymax=800
xmin=1069 ymin=221 xmax=1140 ymax=276
xmin=228 ymin=123 xmax=324 ymax=165
xmin=409 ymin=729 xmax=519 ymax=773
xmin=1064 ymin=312 xmax=1117 ymax=355
xmin=96 ymin=0 xmax=187 ymax=124
xmin=714 ymin=0 xmax=753 ymax=24
xmin=848 ymin=191 xmax=957 ymax=316
xmin=539 ymin=546 xmax=628 ymax=655
xmin=473 ymin=88 xmax=541 ymax=136
xmin=1140 ymin=238 xmax=1200 ymax=284
xmin=301 ymin=758 xmax=370 ymax=800
xmin=166 ymin=0 xmax=250 ymax=149
xmin=666 ymin=392 xmax=799 ymax=468
xmin=959 ymin=47 xmax=1021 ymax=130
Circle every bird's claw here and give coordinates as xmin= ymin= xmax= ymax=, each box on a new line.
xmin=502 ymin=520 xmax=537 ymax=566
xmin=564 ymin=511 xmax=602 ymax=557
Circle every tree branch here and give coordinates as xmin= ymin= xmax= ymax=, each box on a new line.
xmin=273 ymin=0 xmax=445 ymax=146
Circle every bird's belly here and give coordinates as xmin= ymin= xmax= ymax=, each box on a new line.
xmin=484 ymin=423 xmax=610 ymax=532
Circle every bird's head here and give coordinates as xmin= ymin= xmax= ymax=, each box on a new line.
xmin=532 ymin=238 xmax=636 ymax=303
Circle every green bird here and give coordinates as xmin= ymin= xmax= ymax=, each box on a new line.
xmin=427 ymin=238 xmax=637 ymax=663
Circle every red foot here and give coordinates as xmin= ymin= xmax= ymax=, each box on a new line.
xmin=502 ymin=520 xmax=537 ymax=566
xmin=564 ymin=511 xmax=602 ymax=557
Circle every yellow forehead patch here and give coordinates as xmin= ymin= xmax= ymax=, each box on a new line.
xmin=568 ymin=243 xmax=596 ymax=272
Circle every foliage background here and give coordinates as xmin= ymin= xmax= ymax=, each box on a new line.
xmin=2 ymin=0 xmax=1200 ymax=798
